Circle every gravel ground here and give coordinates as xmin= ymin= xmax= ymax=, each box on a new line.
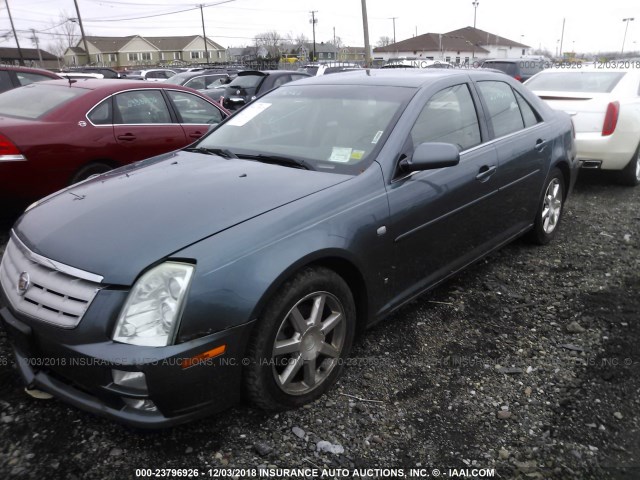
xmin=0 ymin=171 xmax=638 ymax=480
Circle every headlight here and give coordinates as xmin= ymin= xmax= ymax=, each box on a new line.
xmin=113 ymin=262 xmax=194 ymax=347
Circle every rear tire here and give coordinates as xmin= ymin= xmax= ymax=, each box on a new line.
xmin=618 ymin=144 xmax=640 ymax=187
xmin=71 ymin=162 xmax=113 ymax=184
xmin=244 ymin=267 xmax=356 ymax=411
xmin=527 ymin=168 xmax=565 ymax=245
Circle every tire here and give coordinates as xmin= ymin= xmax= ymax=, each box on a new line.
xmin=618 ymin=144 xmax=640 ymax=187
xmin=245 ymin=267 xmax=356 ymax=411
xmin=70 ymin=162 xmax=113 ymax=184
xmin=528 ymin=168 xmax=565 ymax=245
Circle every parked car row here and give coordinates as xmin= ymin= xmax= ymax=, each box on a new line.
xmin=0 ymin=68 xmax=580 ymax=427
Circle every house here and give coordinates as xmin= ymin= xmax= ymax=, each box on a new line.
xmin=0 ymin=47 xmax=59 ymax=69
xmin=373 ymin=26 xmax=529 ymax=64
xmin=64 ymin=35 xmax=226 ymax=67
xmin=338 ymin=46 xmax=366 ymax=63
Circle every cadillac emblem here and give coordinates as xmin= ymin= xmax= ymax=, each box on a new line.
xmin=17 ymin=272 xmax=31 ymax=296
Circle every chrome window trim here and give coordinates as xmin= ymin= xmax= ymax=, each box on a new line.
xmin=10 ymin=230 xmax=104 ymax=283
xmin=85 ymin=87 xmax=222 ymax=127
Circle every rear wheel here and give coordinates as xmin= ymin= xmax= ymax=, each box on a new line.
xmin=71 ymin=162 xmax=113 ymax=184
xmin=619 ymin=144 xmax=640 ymax=187
xmin=245 ymin=267 xmax=356 ymax=410
xmin=528 ymin=168 xmax=565 ymax=245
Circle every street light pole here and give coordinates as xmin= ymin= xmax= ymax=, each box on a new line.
xmin=472 ymin=1 xmax=479 ymax=29
xmin=622 ymin=18 xmax=635 ymax=55
xmin=389 ymin=17 xmax=397 ymax=44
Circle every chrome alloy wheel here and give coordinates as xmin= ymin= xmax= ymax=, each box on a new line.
xmin=541 ymin=178 xmax=563 ymax=234
xmin=635 ymin=151 xmax=640 ymax=181
xmin=271 ymin=291 xmax=346 ymax=395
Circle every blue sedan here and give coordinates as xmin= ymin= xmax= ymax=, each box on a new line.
xmin=0 ymin=69 xmax=578 ymax=427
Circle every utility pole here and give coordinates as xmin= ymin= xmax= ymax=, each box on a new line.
xmin=309 ymin=11 xmax=317 ymax=62
xmin=30 ymin=29 xmax=44 ymax=66
xmin=559 ymin=18 xmax=565 ymax=58
xmin=389 ymin=17 xmax=397 ymax=44
xmin=200 ymin=5 xmax=209 ymax=62
xmin=360 ymin=0 xmax=371 ymax=67
xmin=4 ymin=0 xmax=25 ymax=65
xmin=73 ymin=0 xmax=91 ymax=65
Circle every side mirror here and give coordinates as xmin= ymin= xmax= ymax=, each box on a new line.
xmin=399 ymin=142 xmax=460 ymax=172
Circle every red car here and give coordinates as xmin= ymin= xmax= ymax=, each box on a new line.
xmin=0 ymin=65 xmax=61 ymax=94
xmin=0 ymin=79 xmax=229 ymax=204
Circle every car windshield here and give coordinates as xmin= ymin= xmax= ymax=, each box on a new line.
xmin=0 ymin=83 xmax=86 ymax=119
xmin=198 ymin=84 xmax=414 ymax=175
xmin=526 ymin=72 xmax=626 ymax=93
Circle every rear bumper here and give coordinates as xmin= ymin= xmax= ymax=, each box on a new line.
xmin=0 ymin=303 xmax=255 ymax=429
xmin=575 ymin=131 xmax=638 ymax=170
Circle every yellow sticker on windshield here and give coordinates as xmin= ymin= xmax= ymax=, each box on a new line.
xmin=350 ymin=150 xmax=364 ymax=160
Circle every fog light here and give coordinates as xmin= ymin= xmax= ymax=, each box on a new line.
xmin=122 ymin=398 xmax=157 ymax=412
xmin=112 ymin=370 xmax=148 ymax=393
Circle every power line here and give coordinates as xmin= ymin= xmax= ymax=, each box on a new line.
xmin=83 ymin=0 xmax=235 ymax=23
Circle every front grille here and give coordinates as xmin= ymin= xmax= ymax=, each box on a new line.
xmin=0 ymin=235 xmax=102 ymax=328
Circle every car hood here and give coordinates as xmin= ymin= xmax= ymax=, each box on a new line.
xmin=14 ymin=151 xmax=350 ymax=285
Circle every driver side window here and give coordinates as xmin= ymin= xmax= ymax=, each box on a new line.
xmin=410 ymin=84 xmax=481 ymax=151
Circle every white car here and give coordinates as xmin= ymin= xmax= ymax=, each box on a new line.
xmin=126 ymin=68 xmax=176 ymax=82
xmin=526 ymin=67 xmax=640 ymax=186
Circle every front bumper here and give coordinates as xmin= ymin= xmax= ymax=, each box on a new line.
xmin=0 ymin=303 xmax=255 ymax=429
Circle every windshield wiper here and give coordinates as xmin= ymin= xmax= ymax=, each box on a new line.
xmin=184 ymin=147 xmax=237 ymax=159
xmin=236 ymin=153 xmax=313 ymax=170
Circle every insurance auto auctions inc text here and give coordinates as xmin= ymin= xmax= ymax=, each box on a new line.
xmin=200 ymin=467 xmax=497 ymax=478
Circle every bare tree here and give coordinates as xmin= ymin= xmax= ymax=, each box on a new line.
xmin=255 ymin=30 xmax=282 ymax=59
xmin=376 ymin=36 xmax=393 ymax=47
xmin=331 ymin=36 xmax=344 ymax=49
xmin=46 ymin=11 xmax=79 ymax=58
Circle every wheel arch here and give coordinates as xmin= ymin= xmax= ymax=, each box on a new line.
xmin=69 ymin=158 xmax=119 ymax=184
xmin=248 ymin=250 xmax=370 ymax=341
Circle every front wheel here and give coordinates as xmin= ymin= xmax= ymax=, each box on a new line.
xmin=528 ymin=168 xmax=565 ymax=245
xmin=618 ymin=144 xmax=640 ymax=187
xmin=244 ymin=267 xmax=356 ymax=411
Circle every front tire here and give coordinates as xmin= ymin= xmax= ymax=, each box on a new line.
xmin=528 ymin=168 xmax=565 ymax=245
xmin=245 ymin=267 xmax=356 ymax=411
xmin=619 ymin=144 xmax=640 ymax=187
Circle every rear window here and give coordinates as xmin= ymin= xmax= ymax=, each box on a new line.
xmin=0 ymin=83 xmax=86 ymax=119
xmin=228 ymin=74 xmax=264 ymax=89
xmin=483 ymin=62 xmax=518 ymax=76
xmin=526 ymin=72 xmax=626 ymax=93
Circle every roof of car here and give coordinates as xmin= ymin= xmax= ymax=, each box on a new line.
xmin=291 ymin=68 xmax=499 ymax=87
xmin=32 ymin=78 xmax=203 ymax=93
xmin=0 ymin=65 xmax=60 ymax=78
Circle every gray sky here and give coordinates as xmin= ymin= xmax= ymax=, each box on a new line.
xmin=1 ymin=0 xmax=639 ymax=55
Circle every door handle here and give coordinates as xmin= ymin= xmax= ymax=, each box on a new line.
xmin=535 ymin=139 xmax=547 ymax=151
xmin=189 ymin=131 xmax=204 ymax=139
xmin=476 ymin=165 xmax=497 ymax=181
xmin=117 ymin=134 xmax=136 ymax=141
